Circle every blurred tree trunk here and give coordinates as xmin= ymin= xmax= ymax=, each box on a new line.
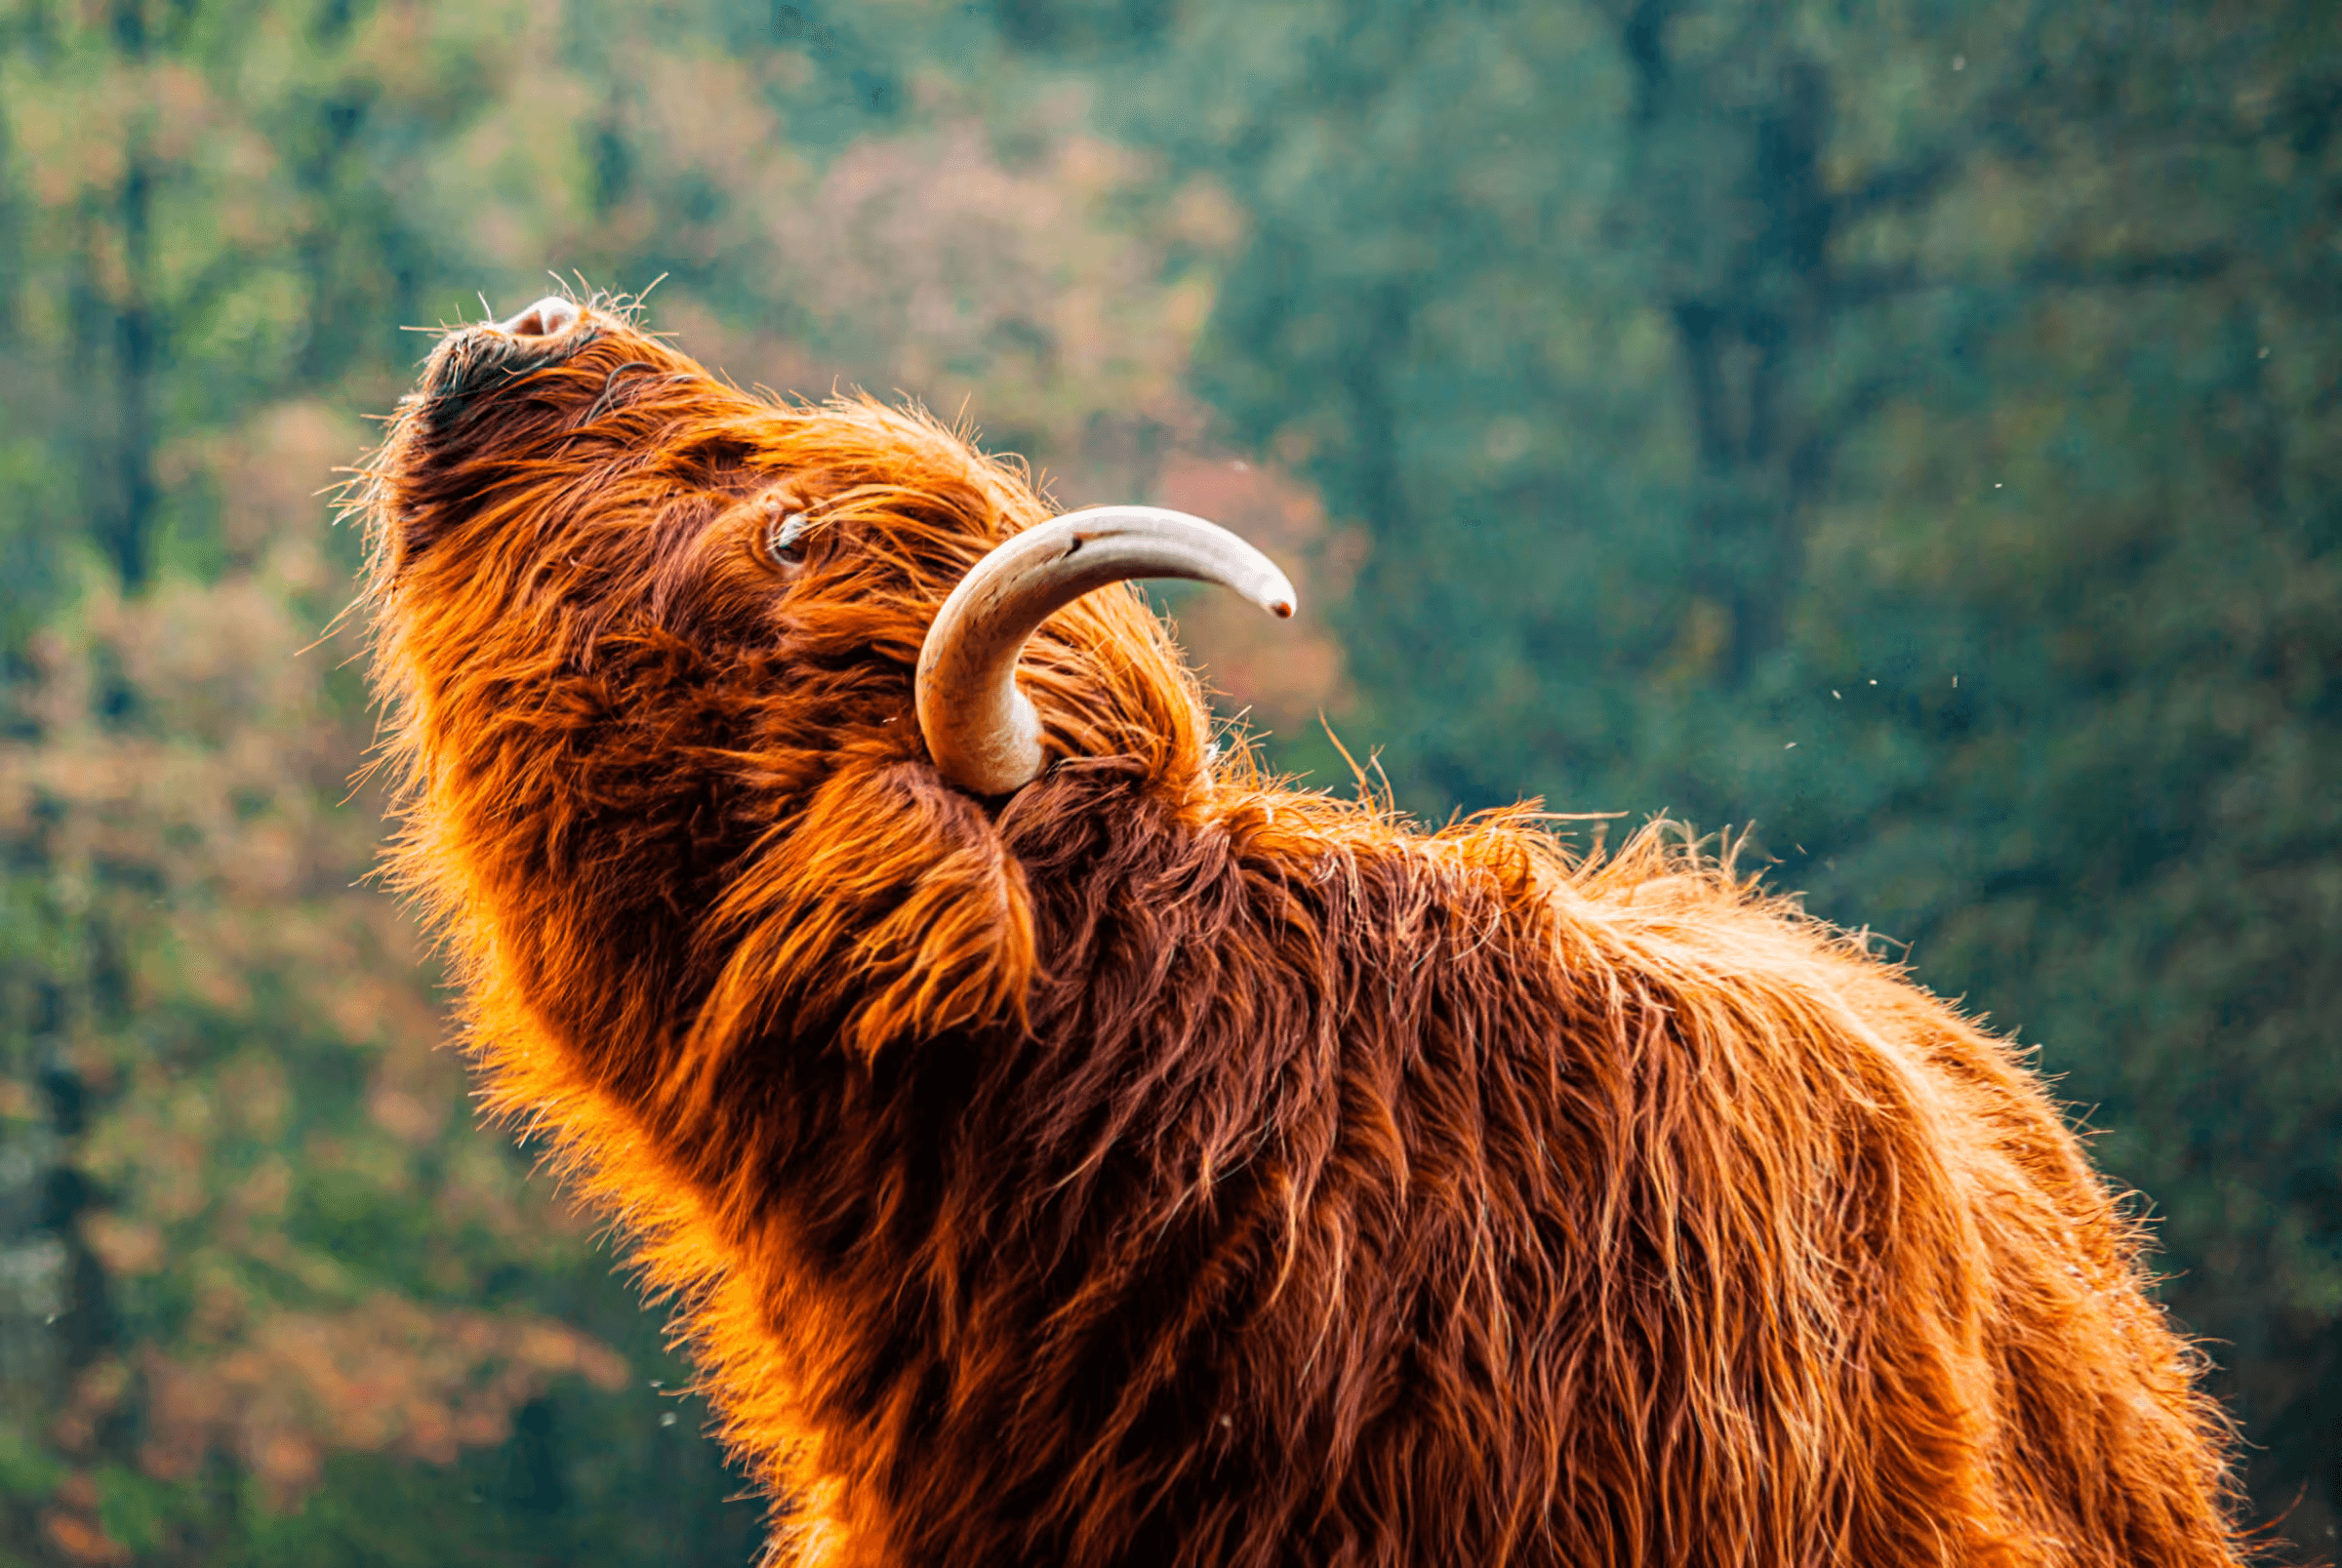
xmin=73 ymin=0 xmax=161 ymax=590
xmin=1605 ymin=1 xmax=1835 ymax=685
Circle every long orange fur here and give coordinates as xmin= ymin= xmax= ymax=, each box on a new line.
xmin=355 ymin=299 xmax=2251 ymax=1566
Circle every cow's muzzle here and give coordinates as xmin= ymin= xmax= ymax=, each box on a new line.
xmin=418 ymin=296 xmax=595 ymax=432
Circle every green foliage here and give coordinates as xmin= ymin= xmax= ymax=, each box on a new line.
xmin=1071 ymin=0 xmax=2342 ymax=1538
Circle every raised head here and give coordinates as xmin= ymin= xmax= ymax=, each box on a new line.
xmin=365 ymin=293 xmax=1293 ymax=805
xmin=358 ymin=294 xmax=1295 ymax=1065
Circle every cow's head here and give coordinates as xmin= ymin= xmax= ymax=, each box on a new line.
xmin=357 ymin=295 xmax=1292 ymax=1055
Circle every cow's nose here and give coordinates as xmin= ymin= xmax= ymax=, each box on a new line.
xmin=496 ymin=297 xmax=581 ymax=339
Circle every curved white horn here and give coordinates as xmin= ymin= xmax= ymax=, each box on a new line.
xmin=915 ymin=505 xmax=1296 ymax=797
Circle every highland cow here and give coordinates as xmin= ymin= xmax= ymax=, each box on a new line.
xmin=357 ymin=294 xmax=2248 ymax=1567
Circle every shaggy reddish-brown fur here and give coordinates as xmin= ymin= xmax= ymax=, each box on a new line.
xmin=356 ymin=299 xmax=2249 ymax=1567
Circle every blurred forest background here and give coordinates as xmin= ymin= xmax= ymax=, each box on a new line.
xmin=0 ymin=0 xmax=2334 ymax=1561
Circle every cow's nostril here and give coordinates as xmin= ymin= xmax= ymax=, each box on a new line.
xmin=498 ymin=296 xmax=582 ymax=339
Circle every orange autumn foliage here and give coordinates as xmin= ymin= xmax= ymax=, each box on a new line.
xmin=135 ymin=1295 xmax=626 ymax=1507
xmin=355 ymin=299 xmax=2247 ymax=1567
xmin=0 ymin=520 xmax=633 ymax=1539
